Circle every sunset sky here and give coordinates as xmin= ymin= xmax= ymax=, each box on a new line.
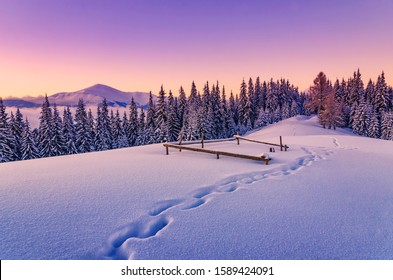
xmin=1 ymin=0 xmax=392 ymax=98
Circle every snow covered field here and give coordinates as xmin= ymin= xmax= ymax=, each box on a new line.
xmin=1 ymin=116 xmax=393 ymax=260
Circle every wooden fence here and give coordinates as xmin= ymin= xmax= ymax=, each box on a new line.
xmin=163 ymin=143 xmax=270 ymax=165
xmin=235 ymin=135 xmax=289 ymax=151
xmin=163 ymin=133 xmax=289 ymax=165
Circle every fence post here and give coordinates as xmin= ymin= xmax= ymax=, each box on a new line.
xmin=236 ymin=132 xmax=240 ymax=145
xmin=165 ymin=145 xmax=169 ymax=155
xmin=178 ymin=132 xmax=183 ymax=152
xmin=280 ymin=136 xmax=283 ymax=151
xmin=201 ymin=134 xmax=204 ymax=148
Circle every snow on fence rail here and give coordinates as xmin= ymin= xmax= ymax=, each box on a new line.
xmin=163 ymin=134 xmax=289 ymax=165
xmin=163 ymin=142 xmax=270 ymax=165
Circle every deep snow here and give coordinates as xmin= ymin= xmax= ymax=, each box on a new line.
xmin=1 ymin=116 xmax=393 ymax=259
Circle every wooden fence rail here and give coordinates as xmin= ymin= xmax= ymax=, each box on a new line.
xmin=235 ymin=135 xmax=289 ymax=151
xmin=163 ymin=143 xmax=269 ymax=165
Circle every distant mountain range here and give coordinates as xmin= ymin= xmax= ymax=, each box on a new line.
xmin=3 ymin=84 xmax=155 ymax=108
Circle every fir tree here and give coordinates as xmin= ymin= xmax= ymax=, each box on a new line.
xmin=114 ymin=110 xmax=128 ymax=148
xmin=368 ymin=108 xmax=381 ymax=138
xmin=21 ymin=118 xmax=39 ymax=160
xmin=110 ymin=110 xmax=118 ymax=149
xmin=62 ymin=106 xmax=78 ymax=155
xmin=155 ymin=86 xmax=168 ymax=142
xmin=320 ymin=93 xmax=344 ymax=129
xmin=188 ymin=81 xmax=199 ymax=111
xmin=352 ymin=99 xmax=370 ymax=136
xmin=290 ymin=100 xmax=298 ymax=117
xmin=0 ymin=98 xmax=14 ymax=162
xmin=136 ymin=108 xmax=148 ymax=146
xmin=178 ymin=86 xmax=187 ymax=128
xmin=248 ymin=78 xmax=257 ymax=127
xmin=87 ymin=109 xmax=96 ymax=151
xmin=256 ymin=109 xmax=270 ymax=128
xmin=145 ymin=92 xmax=158 ymax=144
xmin=381 ymin=111 xmax=393 ymax=140
xmin=9 ymin=109 xmax=24 ymax=160
xmin=211 ymin=82 xmax=224 ymax=138
xmin=38 ymin=95 xmax=53 ymax=158
xmin=306 ymin=72 xmax=331 ymax=121
xmin=51 ymin=104 xmax=66 ymax=156
xmin=75 ymin=99 xmax=93 ymax=153
xmin=238 ymin=79 xmax=249 ymax=127
xmin=166 ymin=90 xmax=180 ymax=142
xmin=364 ymin=79 xmax=375 ymax=104
xmin=96 ymin=98 xmax=112 ymax=150
xmin=128 ymin=98 xmax=139 ymax=146
xmin=229 ymin=91 xmax=239 ymax=127
xmin=374 ymin=71 xmax=390 ymax=116
xmin=265 ymin=79 xmax=278 ymax=113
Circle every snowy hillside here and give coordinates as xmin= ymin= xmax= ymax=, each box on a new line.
xmin=1 ymin=116 xmax=393 ymax=260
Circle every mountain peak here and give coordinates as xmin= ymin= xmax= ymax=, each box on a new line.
xmin=5 ymin=84 xmax=155 ymax=108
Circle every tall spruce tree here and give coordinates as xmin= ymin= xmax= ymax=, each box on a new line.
xmin=374 ymin=72 xmax=390 ymax=116
xmin=75 ymin=99 xmax=93 ymax=153
xmin=128 ymin=97 xmax=139 ymax=146
xmin=155 ymin=86 xmax=168 ymax=142
xmin=238 ymin=79 xmax=249 ymax=127
xmin=0 ymin=98 xmax=14 ymax=162
xmin=96 ymin=98 xmax=112 ymax=150
xmin=51 ymin=104 xmax=66 ymax=156
xmin=145 ymin=92 xmax=158 ymax=144
xmin=368 ymin=108 xmax=381 ymax=138
xmin=62 ymin=106 xmax=77 ymax=155
xmin=38 ymin=95 xmax=53 ymax=158
xmin=178 ymin=86 xmax=187 ymax=128
xmin=381 ymin=111 xmax=393 ymax=140
xmin=21 ymin=118 xmax=39 ymax=160
xmin=9 ymin=109 xmax=24 ymax=160
xmin=166 ymin=90 xmax=180 ymax=142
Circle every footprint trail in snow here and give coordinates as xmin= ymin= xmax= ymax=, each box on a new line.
xmin=100 ymin=144 xmax=337 ymax=260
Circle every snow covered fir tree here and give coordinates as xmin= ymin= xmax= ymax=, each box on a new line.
xmin=305 ymin=70 xmax=393 ymax=139
xmin=0 ymin=71 xmax=392 ymax=163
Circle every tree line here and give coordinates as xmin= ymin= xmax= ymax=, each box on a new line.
xmin=306 ymin=70 xmax=393 ymax=139
xmin=0 ymin=78 xmax=303 ymax=162
xmin=1 ymin=71 xmax=392 ymax=163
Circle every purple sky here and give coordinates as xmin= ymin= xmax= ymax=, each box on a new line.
xmin=1 ymin=0 xmax=392 ymax=97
